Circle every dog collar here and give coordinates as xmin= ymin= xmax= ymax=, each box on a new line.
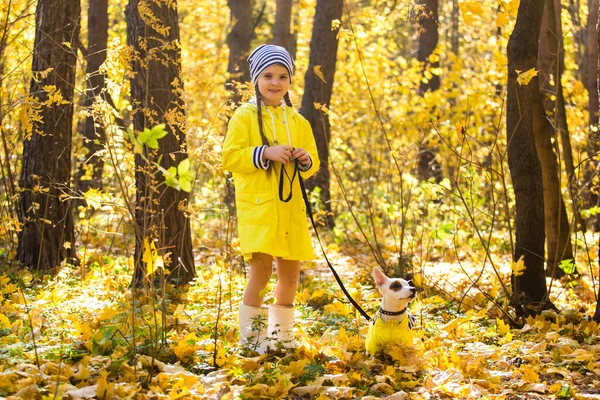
xmin=379 ymin=306 xmax=407 ymax=316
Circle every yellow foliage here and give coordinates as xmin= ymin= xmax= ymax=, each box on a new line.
xmin=511 ymin=256 xmax=526 ymax=276
xmin=516 ymin=67 xmax=538 ymax=86
xmin=173 ymin=332 xmax=200 ymax=363
xmin=143 ymin=237 xmax=164 ymax=277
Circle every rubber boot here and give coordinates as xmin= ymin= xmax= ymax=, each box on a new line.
xmin=268 ymin=304 xmax=297 ymax=350
xmin=238 ymin=303 xmax=268 ymax=354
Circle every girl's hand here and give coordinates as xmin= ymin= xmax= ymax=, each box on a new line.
xmin=292 ymin=147 xmax=310 ymax=166
xmin=263 ymin=145 xmax=294 ymax=164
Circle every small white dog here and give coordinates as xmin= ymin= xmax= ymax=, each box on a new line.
xmin=366 ymin=267 xmax=417 ymax=355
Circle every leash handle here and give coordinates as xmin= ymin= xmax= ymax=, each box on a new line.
xmin=298 ymin=170 xmax=371 ymax=321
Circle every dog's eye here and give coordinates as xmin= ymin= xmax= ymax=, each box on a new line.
xmin=389 ymin=281 xmax=403 ymax=291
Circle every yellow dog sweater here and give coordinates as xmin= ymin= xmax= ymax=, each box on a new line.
xmin=366 ymin=316 xmax=414 ymax=355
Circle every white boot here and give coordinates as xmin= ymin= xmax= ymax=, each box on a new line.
xmin=268 ymin=304 xmax=297 ymax=350
xmin=239 ymin=303 xmax=268 ymax=354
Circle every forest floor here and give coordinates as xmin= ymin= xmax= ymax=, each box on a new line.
xmin=0 ymin=240 xmax=600 ymax=400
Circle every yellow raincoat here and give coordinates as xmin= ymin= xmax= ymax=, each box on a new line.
xmin=222 ymin=103 xmax=320 ymax=261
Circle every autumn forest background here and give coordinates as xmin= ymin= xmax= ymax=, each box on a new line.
xmin=1 ymin=0 xmax=600 ymax=398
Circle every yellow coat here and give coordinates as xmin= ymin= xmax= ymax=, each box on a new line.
xmin=222 ymin=103 xmax=320 ymax=261
xmin=365 ymin=316 xmax=414 ymax=355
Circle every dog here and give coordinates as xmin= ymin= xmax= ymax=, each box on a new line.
xmin=366 ymin=267 xmax=417 ymax=355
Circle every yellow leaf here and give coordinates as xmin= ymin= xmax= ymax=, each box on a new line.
xmin=496 ymin=11 xmax=509 ymax=27
xmin=74 ymin=363 xmax=91 ymax=381
xmin=173 ymin=332 xmax=200 ymax=363
xmin=314 ymin=65 xmax=326 ymax=83
xmin=521 ymin=364 xmax=539 ymax=383
xmin=0 ymin=313 xmax=10 ymax=329
xmin=285 ymin=359 xmax=310 ymax=377
xmin=84 ymin=188 xmax=103 ymax=210
xmin=298 ymin=0 xmax=310 ymax=9
xmin=511 ymin=256 xmax=526 ymax=276
xmin=458 ymin=1 xmax=484 ymax=25
xmin=459 ymin=1 xmax=484 ymax=16
xmin=143 ymin=238 xmax=163 ymax=277
xmin=309 ymin=288 xmax=327 ymax=300
xmin=412 ymin=273 xmax=424 ymax=288
xmin=96 ymin=370 xmax=114 ymax=399
xmin=516 ymin=68 xmax=538 ymax=86
xmin=496 ymin=318 xmax=510 ymax=335
xmin=323 ymin=301 xmax=346 ymax=315
xmin=74 ymin=321 xmax=94 ymax=342
xmin=63 ymin=241 xmax=71 ymax=250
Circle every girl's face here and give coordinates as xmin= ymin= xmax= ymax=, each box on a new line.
xmin=257 ymin=64 xmax=290 ymax=106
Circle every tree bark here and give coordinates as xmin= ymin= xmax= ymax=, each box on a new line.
xmin=507 ymin=0 xmax=554 ymax=316
xmin=226 ymin=0 xmax=252 ymax=106
xmin=126 ymin=0 xmax=195 ymax=286
xmin=274 ymin=0 xmax=292 ymax=49
xmin=76 ymin=0 xmax=109 ymax=194
xmin=548 ymin=0 xmax=577 ymax=215
xmin=17 ymin=0 xmax=80 ymax=272
xmin=417 ymin=0 xmax=439 ymax=93
xmin=531 ymin=77 xmax=574 ymax=277
xmin=584 ymin=0 xmax=600 ymax=231
xmin=534 ymin=0 xmax=575 ymax=276
xmin=225 ymin=0 xmax=253 ymax=213
xmin=589 ymin=0 xmax=600 ymax=133
xmin=299 ymin=0 xmax=343 ymax=229
xmin=450 ymin=0 xmax=459 ymax=54
xmin=593 ymin=0 xmax=600 ymax=323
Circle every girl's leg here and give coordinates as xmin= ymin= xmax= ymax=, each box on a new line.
xmin=273 ymin=258 xmax=301 ymax=305
xmin=268 ymin=258 xmax=301 ymax=349
xmin=243 ymin=253 xmax=273 ymax=307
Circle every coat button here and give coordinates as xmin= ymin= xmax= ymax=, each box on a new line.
xmin=255 ymin=198 xmax=260 ymax=203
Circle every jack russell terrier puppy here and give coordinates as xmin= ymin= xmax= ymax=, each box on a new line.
xmin=366 ymin=267 xmax=417 ymax=355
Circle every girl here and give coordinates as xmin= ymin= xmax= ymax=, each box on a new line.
xmin=222 ymin=44 xmax=320 ymax=353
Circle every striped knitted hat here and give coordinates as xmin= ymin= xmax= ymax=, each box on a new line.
xmin=247 ymin=44 xmax=295 ymax=86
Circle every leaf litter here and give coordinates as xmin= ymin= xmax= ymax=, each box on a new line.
xmin=0 ymin=245 xmax=599 ymax=400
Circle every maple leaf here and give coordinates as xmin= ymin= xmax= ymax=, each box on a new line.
xmin=516 ymin=67 xmax=538 ymax=85
xmin=511 ymin=256 xmax=526 ymax=276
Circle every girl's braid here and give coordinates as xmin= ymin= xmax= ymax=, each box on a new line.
xmin=255 ymin=86 xmax=269 ymax=147
xmin=255 ymin=86 xmax=272 ymax=172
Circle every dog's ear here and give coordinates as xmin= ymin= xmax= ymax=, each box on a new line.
xmin=372 ymin=267 xmax=388 ymax=287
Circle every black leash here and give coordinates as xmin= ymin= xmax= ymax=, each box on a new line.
xmin=296 ymin=164 xmax=371 ymax=321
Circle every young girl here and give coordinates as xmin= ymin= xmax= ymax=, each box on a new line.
xmin=222 ymin=44 xmax=320 ymax=353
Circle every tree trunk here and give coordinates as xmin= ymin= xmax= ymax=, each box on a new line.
xmin=417 ymin=0 xmax=439 ymax=93
xmin=450 ymin=0 xmax=459 ymax=54
xmin=535 ymin=0 xmax=575 ymax=276
xmin=226 ymin=0 xmax=252 ymax=107
xmin=584 ymin=0 xmax=600 ymax=231
xmin=126 ymin=0 xmax=195 ymax=286
xmin=17 ymin=0 xmax=80 ymax=272
xmin=593 ymin=0 xmax=600 ymax=323
xmin=416 ymin=0 xmax=442 ymax=183
xmin=225 ymin=0 xmax=253 ymax=213
xmin=274 ymin=0 xmax=292 ymax=49
xmin=589 ymin=0 xmax=600 ymax=132
xmin=506 ymin=0 xmax=554 ymax=316
xmin=566 ymin=0 xmax=586 ymax=81
xmin=299 ymin=0 xmax=343 ymax=229
xmin=531 ymin=77 xmax=574 ymax=277
xmin=545 ymin=0 xmax=577 ymax=225
xmin=76 ymin=0 xmax=109 ymax=194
